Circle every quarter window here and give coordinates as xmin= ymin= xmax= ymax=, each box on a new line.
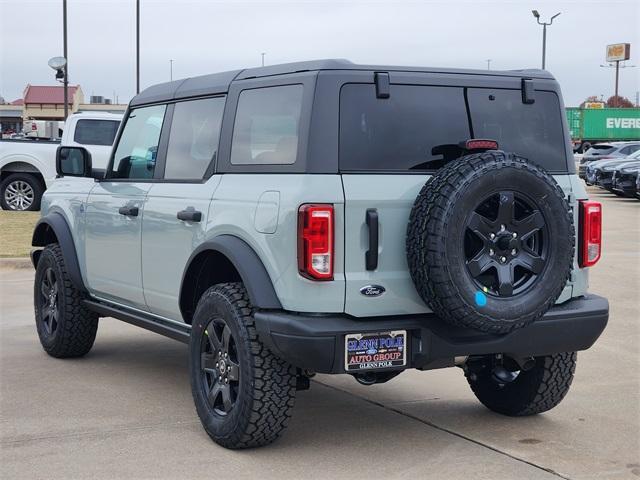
xmin=110 ymin=105 xmax=166 ymax=179
xmin=73 ymin=119 xmax=120 ymax=146
xmin=230 ymin=85 xmax=303 ymax=165
xmin=164 ymin=97 xmax=225 ymax=180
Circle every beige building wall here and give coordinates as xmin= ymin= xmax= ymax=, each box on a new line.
xmin=23 ymin=87 xmax=84 ymax=120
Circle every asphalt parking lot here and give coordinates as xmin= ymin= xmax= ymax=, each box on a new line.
xmin=1 ymin=187 xmax=638 ymax=480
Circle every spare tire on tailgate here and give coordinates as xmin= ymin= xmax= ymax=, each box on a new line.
xmin=406 ymin=150 xmax=574 ymax=334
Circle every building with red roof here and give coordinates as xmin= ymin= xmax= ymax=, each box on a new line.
xmin=21 ymin=84 xmax=84 ymax=120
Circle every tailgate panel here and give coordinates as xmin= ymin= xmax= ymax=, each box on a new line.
xmin=342 ymin=174 xmax=431 ymax=317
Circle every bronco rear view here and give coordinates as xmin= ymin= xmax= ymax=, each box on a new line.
xmin=31 ymin=60 xmax=608 ymax=449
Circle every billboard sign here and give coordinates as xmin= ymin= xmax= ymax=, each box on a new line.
xmin=584 ymin=102 xmax=605 ymax=109
xmin=606 ymin=43 xmax=631 ymax=62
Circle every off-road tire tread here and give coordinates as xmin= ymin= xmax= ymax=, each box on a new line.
xmin=468 ymin=352 xmax=576 ymax=416
xmin=192 ymin=282 xmax=296 ymax=449
xmin=35 ymin=244 xmax=98 ymax=357
xmin=407 ymin=151 xmax=575 ymax=334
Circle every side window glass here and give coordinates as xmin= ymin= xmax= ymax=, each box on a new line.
xmin=619 ymin=146 xmax=631 ymax=155
xmin=110 ymin=105 xmax=166 ymax=179
xmin=73 ymin=119 xmax=120 ymax=146
xmin=230 ymin=85 xmax=303 ymax=165
xmin=164 ymin=97 xmax=225 ymax=179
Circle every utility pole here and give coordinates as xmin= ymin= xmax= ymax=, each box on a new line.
xmin=136 ymin=0 xmax=140 ymax=94
xmin=615 ymin=60 xmax=620 ymax=106
xmin=486 ymin=59 xmax=492 ymax=70
xmin=532 ymin=10 xmax=561 ymax=69
xmin=261 ymin=52 xmax=266 ymax=67
xmin=170 ymin=59 xmax=173 ymax=81
xmin=63 ymin=0 xmax=68 ymax=120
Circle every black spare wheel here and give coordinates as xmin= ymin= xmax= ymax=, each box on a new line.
xmin=407 ymin=151 xmax=574 ymax=334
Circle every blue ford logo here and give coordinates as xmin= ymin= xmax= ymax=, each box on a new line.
xmin=359 ymin=285 xmax=385 ymax=297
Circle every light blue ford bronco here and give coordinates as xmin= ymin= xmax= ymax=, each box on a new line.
xmin=31 ymin=60 xmax=608 ymax=449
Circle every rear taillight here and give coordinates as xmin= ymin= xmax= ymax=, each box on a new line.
xmin=298 ymin=204 xmax=334 ymax=280
xmin=579 ymin=200 xmax=602 ymax=267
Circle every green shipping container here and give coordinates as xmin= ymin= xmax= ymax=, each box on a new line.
xmin=565 ymin=107 xmax=640 ymax=142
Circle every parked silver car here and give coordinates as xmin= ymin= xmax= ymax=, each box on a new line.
xmin=579 ymin=142 xmax=640 ymax=179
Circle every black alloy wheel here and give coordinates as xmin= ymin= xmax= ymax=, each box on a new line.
xmin=201 ymin=317 xmax=241 ymax=416
xmin=39 ymin=267 xmax=60 ymax=335
xmin=464 ymin=190 xmax=548 ymax=297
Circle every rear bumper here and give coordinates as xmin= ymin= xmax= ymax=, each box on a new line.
xmin=254 ymin=294 xmax=609 ymax=374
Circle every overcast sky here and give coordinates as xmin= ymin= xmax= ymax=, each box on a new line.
xmin=1 ymin=0 xmax=638 ymax=106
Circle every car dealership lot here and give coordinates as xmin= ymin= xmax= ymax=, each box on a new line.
xmin=1 ymin=187 xmax=638 ymax=480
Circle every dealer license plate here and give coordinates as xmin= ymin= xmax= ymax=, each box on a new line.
xmin=344 ymin=330 xmax=407 ymax=372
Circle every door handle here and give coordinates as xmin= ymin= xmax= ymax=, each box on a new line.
xmin=177 ymin=209 xmax=202 ymax=222
xmin=365 ymin=209 xmax=379 ymax=271
xmin=118 ymin=205 xmax=139 ymax=217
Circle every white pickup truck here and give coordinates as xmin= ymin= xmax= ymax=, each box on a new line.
xmin=0 ymin=112 xmax=122 ymax=210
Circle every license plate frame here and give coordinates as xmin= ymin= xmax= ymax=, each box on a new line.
xmin=344 ymin=330 xmax=407 ymax=372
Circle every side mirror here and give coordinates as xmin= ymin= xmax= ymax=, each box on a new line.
xmin=56 ymin=146 xmax=92 ymax=177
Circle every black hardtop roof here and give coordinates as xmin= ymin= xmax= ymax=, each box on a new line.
xmin=130 ymin=59 xmax=554 ymax=107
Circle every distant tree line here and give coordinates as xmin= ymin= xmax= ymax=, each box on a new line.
xmin=580 ymin=95 xmax=635 ymax=108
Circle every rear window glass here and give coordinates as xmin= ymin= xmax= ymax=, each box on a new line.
xmin=73 ymin=119 xmax=120 ymax=146
xmin=467 ymin=89 xmax=567 ymax=171
xmin=339 ymin=84 xmax=470 ymax=171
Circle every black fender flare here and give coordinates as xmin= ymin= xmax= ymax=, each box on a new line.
xmin=31 ymin=212 xmax=86 ymax=293
xmin=180 ymin=235 xmax=282 ymax=311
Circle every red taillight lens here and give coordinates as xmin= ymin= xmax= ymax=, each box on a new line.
xmin=579 ymin=200 xmax=602 ymax=267
xmin=298 ymin=204 xmax=334 ymax=280
xmin=465 ymin=139 xmax=499 ymax=150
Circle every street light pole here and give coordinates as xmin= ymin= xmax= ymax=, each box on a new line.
xmin=136 ymin=0 xmax=140 ymax=94
xmin=486 ymin=59 xmax=492 ymax=70
xmin=532 ymin=10 xmax=561 ymax=70
xmin=62 ymin=0 xmax=68 ymax=120
xmin=261 ymin=52 xmax=266 ymax=67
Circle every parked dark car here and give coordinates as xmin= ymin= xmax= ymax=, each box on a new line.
xmin=586 ymin=149 xmax=640 ymax=187
xmin=579 ymin=142 xmax=640 ymax=179
xmin=612 ymin=162 xmax=640 ymax=198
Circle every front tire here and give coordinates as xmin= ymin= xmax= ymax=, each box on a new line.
xmin=466 ymin=352 xmax=576 ymax=416
xmin=34 ymin=244 xmax=99 ymax=357
xmin=1 ymin=173 xmax=43 ymax=211
xmin=189 ymin=283 xmax=296 ymax=449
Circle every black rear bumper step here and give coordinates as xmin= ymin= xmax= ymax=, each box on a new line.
xmin=84 ymin=300 xmax=191 ymax=344
xmin=254 ymin=294 xmax=609 ymax=374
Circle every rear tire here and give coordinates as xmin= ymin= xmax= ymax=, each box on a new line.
xmin=34 ymin=244 xmax=99 ymax=357
xmin=189 ymin=283 xmax=296 ymax=449
xmin=466 ymin=352 xmax=576 ymax=416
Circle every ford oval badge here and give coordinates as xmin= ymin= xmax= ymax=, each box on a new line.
xmin=359 ymin=285 xmax=385 ymax=297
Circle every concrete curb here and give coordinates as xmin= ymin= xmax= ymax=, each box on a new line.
xmin=0 ymin=257 xmax=32 ymax=270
